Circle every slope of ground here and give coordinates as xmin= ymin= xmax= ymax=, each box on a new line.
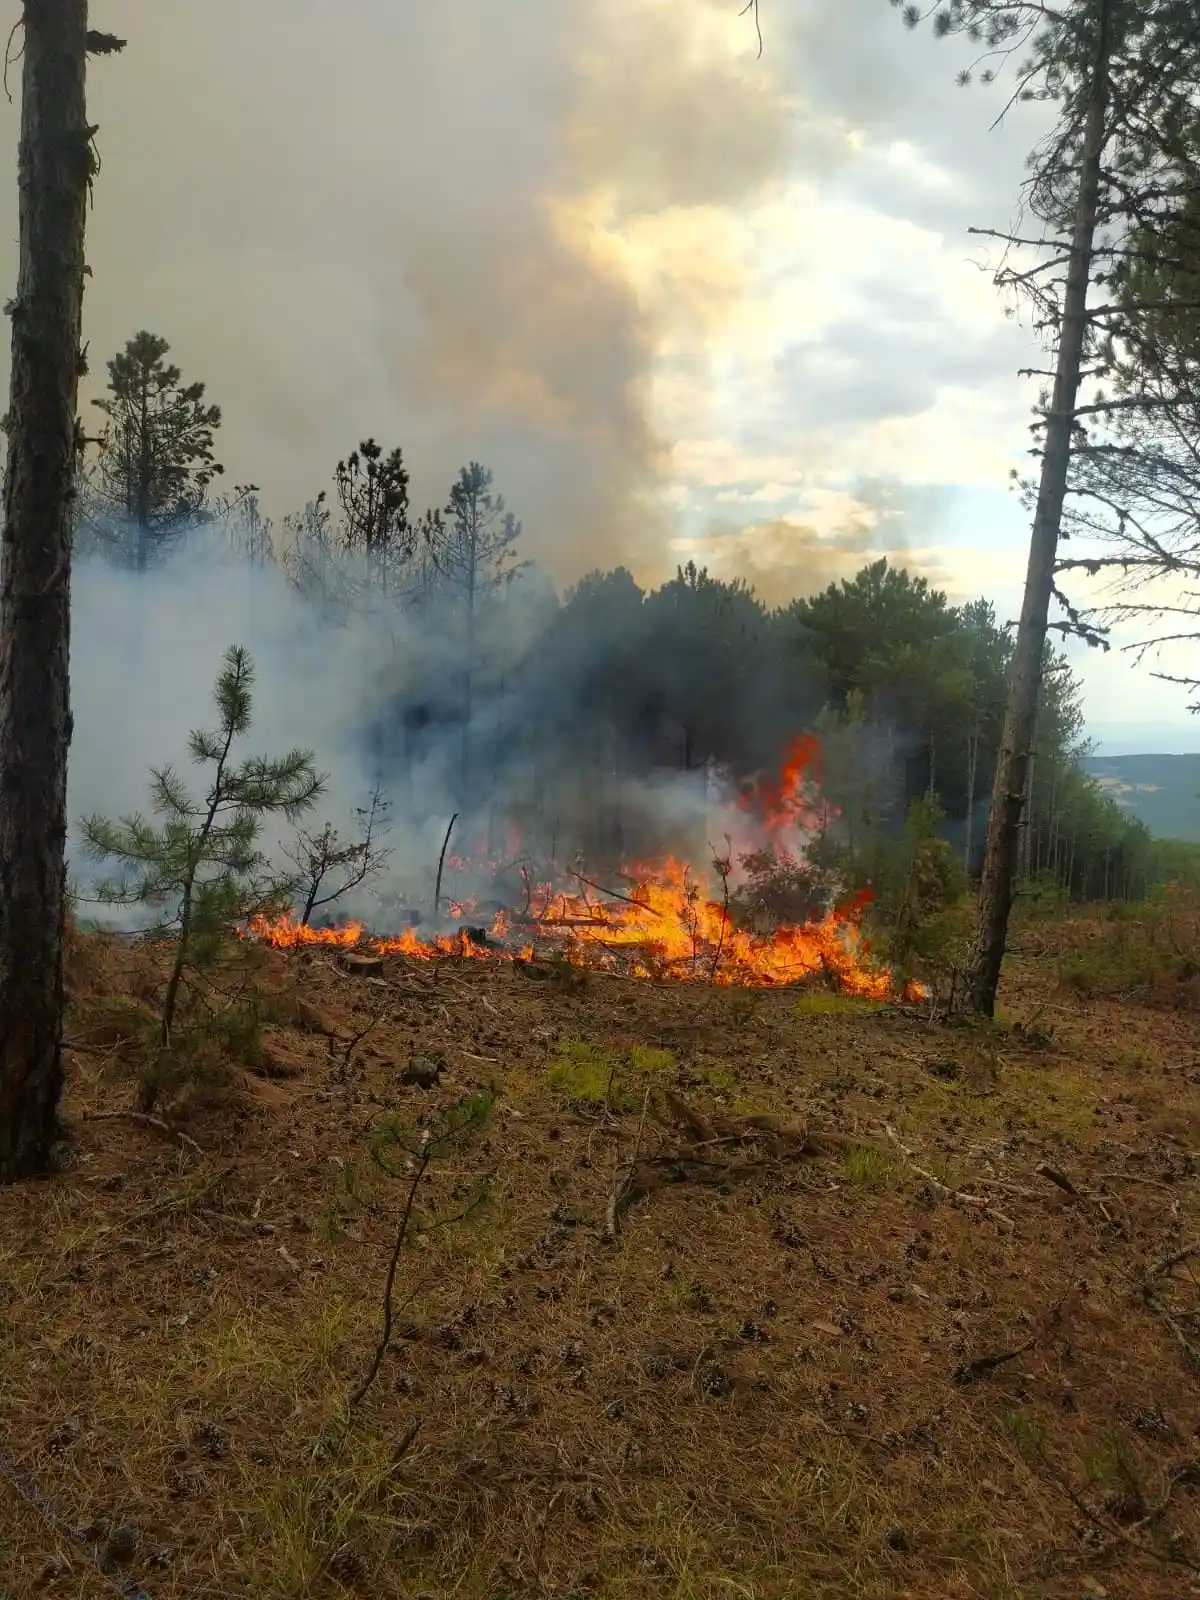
xmin=3 ymin=917 xmax=1200 ymax=1599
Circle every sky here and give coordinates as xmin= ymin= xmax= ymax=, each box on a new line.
xmin=0 ymin=0 xmax=1196 ymax=749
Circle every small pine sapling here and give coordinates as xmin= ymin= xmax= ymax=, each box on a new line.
xmin=708 ymin=836 xmax=732 ymax=983
xmin=80 ymin=645 xmax=326 ymax=1111
xmin=348 ymin=1088 xmax=494 ymax=1407
xmin=284 ymin=783 xmax=392 ymax=925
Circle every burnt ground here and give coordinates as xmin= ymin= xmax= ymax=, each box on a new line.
xmin=3 ymin=913 xmax=1200 ymax=1598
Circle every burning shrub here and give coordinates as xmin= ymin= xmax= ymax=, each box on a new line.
xmin=79 ymin=644 xmax=325 ymax=1112
xmin=729 ymin=845 xmax=827 ymax=933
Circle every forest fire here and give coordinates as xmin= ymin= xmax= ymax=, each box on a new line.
xmin=247 ymin=736 xmax=922 ymax=999
xmin=246 ymin=862 xmax=912 ymax=995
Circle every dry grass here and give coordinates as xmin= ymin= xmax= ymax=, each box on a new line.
xmin=3 ymin=921 xmax=1200 ymax=1597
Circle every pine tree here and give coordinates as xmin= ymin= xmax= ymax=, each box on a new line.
xmin=429 ymin=463 xmax=526 ymax=808
xmin=80 ymin=645 xmax=325 ymax=1113
xmin=333 ymin=438 xmax=416 ymax=596
xmin=82 ymin=329 xmax=223 ymax=569
xmin=224 ymin=490 xmax=274 ymax=567
xmin=0 ymin=7 xmax=124 ymax=1184
xmin=899 ymin=0 xmax=1200 ymax=1014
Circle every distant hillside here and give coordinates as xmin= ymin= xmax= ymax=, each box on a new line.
xmin=1083 ymin=753 xmax=1200 ymax=840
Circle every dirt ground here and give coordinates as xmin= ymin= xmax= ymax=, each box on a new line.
xmin=3 ymin=913 xmax=1200 ymax=1599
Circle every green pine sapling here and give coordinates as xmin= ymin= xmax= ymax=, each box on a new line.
xmin=347 ymin=1088 xmax=494 ymax=1407
xmin=80 ymin=645 xmax=326 ymax=1111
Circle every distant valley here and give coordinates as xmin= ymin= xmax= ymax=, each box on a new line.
xmin=1084 ymin=753 xmax=1200 ymax=841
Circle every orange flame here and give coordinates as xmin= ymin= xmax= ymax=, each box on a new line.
xmin=738 ymin=733 xmax=830 ymax=835
xmin=247 ymin=860 xmax=921 ymax=999
xmin=245 ymin=736 xmax=926 ymax=1000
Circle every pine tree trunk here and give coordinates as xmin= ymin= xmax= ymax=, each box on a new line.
xmin=964 ymin=724 xmax=978 ymax=873
xmin=460 ymin=543 xmax=476 ymax=815
xmin=1021 ymin=721 xmax=1038 ymax=882
xmin=964 ymin=0 xmax=1113 ymax=1017
xmin=0 ymin=0 xmax=90 ymax=1182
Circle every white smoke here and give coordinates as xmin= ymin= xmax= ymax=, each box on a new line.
xmin=67 ymin=539 xmax=424 ymax=925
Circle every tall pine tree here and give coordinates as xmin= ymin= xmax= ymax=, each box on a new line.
xmin=81 ymin=330 xmax=223 ymax=569
xmin=0 ymin=8 xmax=124 ymax=1183
xmin=900 ymin=0 xmax=1200 ymax=1013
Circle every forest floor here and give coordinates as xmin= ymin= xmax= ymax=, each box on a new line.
xmin=4 ymin=905 xmax=1200 ymax=1599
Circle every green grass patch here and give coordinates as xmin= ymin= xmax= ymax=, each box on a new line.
xmin=795 ymin=992 xmax=885 ymax=1018
xmin=695 ymin=1060 xmax=738 ymax=1092
xmin=840 ymin=1143 xmax=897 ymax=1189
xmin=545 ymin=1038 xmax=675 ymax=1109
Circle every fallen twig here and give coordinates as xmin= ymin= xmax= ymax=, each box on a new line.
xmin=80 ymin=1167 xmax=235 ymax=1255
xmin=952 ymin=1337 xmax=1037 ymax=1386
xmin=196 ymin=1208 xmax=275 ymax=1236
xmin=1035 ymin=1160 xmax=1117 ymax=1227
xmin=604 ymin=1088 xmax=652 ymax=1240
xmin=1148 ymin=1240 xmax=1200 ymax=1280
xmin=1147 ymin=1290 xmax=1200 ymax=1368
xmin=390 ymin=1416 xmax=425 ymax=1465
xmin=1048 ymin=1459 xmax=1200 ymax=1572
xmin=968 ymin=1176 xmax=1042 ymax=1199
xmin=1138 ymin=1240 xmax=1200 ymax=1369
xmin=83 ymin=1110 xmax=203 ymax=1156
xmin=953 ymin=1294 xmax=1077 ymax=1386
xmin=883 ymin=1124 xmax=1014 ymax=1228
xmin=1035 ymin=1161 xmax=1082 ymax=1199
xmin=0 ymin=1447 xmax=154 ymax=1600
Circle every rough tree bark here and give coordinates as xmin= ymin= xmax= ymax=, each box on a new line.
xmin=964 ymin=0 xmax=1114 ymax=1017
xmin=0 ymin=3 xmax=115 ymax=1181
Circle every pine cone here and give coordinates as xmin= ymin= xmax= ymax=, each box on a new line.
xmin=327 ymin=1543 xmax=370 ymax=1589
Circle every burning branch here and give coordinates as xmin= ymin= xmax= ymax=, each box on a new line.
xmin=432 ymin=811 xmax=459 ymax=924
xmin=569 ymin=868 xmax=662 ymax=917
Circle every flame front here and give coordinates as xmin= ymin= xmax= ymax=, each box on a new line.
xmin=247 ymin=860 xmax=919 ymax=999
xmin=246 ymin=736 xmax=925 ymax=1000
xmin=517 ymin=857 xmax=906 ymax=996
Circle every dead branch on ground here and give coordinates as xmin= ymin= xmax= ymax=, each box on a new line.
xmin=1036 ymin=1160 xmax=1117 ymax=1226
xmin=83 ymin=1109 xmax=203 ymax=1156
xmin=0 ymin=1447 xmax=152 ymax=1600
xmin=1140 ymin=1237 xmax=1200 ymax=1369
xmin=603 ymin=1087 xmax=653 ymax=1240
xmin=884 ymin=1123 xmax=1014 ymax=1228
